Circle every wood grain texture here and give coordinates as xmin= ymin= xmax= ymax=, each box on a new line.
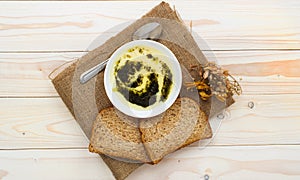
xmin=0 ymin=52 xmax=81 ymax=97
xmin=1 ymin=1 xmax=299 ymax=179
xmin=1 ymin=51 xmax=299 ymax=97
xmin=0 ymin=149 xmax=114 ymax=180
xmin=211 ymin=94 xmax=300 ymax=146
xmin=0 ymin=1 xmax=299 ymax=51
xmin=0 ymin=98 xmax=89 ymax=149
xmin=0 ymin=94 xmax=299 ymax=149
xmin=128 ymin=145 xmax=300 ymax=180
xmin=1 ymin=146 xmax=299 ymax=180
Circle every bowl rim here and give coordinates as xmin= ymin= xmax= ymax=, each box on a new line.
xmin=104 ymin=40 xmax=182 ymax=118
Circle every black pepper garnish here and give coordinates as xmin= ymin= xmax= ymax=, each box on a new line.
xmin=146 ymin=54 xmax=153 ymax=59
xmin=139 ymin=48 xmax=143 ymax=54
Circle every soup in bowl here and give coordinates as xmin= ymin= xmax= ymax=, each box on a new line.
xmin=104 ymin=40 xmax=182 ymax=118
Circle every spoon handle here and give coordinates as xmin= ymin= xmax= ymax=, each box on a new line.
xmin=80 ymin=59 xmax=109 ymax=84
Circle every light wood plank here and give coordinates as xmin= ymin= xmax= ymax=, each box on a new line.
xmin=1 ymin=51 xmax=299 ymax=97
xmin=0 ymin=1 xmax=299 ymax=51
xmin=211 ymin=94 xmax=300 ymax=146
xmin=0 ymin=149 xmax=114 ymax=180
xmin=128 ymin=145 xmax=300 ymax=180
xmin=0 ymin=94 xmax=299 ymax=149
xmin=0 ymin=98 xmax=89 ymax=149
xmin=1 ymin=145 xmax=299 ymax=180
xmin=0 ymin=52 xmax=81 ymax=97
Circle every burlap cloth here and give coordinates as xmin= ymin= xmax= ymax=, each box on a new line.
xmin=51 ymin=2 xmax=234 ymax=179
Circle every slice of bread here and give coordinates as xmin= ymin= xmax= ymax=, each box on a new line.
xmin=89 ymin=97 xmax=212 ymax=164
xmin=89 ymin=107 xmax=150 ymax=163
xmin=140 ymin=98 xmax=211 ymax=164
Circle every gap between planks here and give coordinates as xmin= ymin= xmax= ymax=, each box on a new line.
xmin=1 ymin=49 xmax=300 ymax=53
xmin=2 ymin=143 xmax=300 ymax=151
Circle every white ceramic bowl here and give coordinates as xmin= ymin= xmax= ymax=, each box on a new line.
xmin=104 ymin=40 xmax=182 ymax=118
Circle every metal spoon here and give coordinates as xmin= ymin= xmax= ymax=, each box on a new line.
xmin=80 ymin=22 xmax=162 ymax=84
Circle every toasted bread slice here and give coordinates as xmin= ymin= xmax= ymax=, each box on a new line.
xmin=90 ymin=98 xmax=212 ymax=164
xmin=89 ymin=107 xmax=150 ymax=163
xmin=140 ymin=98 xmax=211 ymax=164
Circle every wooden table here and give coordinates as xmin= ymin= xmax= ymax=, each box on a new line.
xmin=1 ymin=1 xmax=299 ymax=179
